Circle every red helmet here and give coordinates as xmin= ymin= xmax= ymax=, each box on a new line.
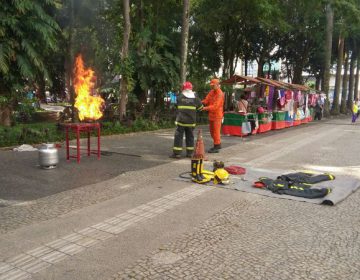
xmin=182 ymin=81 xmax=193 ymax=91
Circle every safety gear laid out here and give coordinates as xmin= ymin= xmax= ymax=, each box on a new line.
xmin=213 ymin=160 xmax=224 ymax=171
xmin=188 ymin=130 xmax=230 ymax=185
xmin=213 ymin=168 xmax=230 ymax=185
xmin=212 ymin=161 xmax=229 ymax=185
xmin=190 ymin=158 xmax=231 ymax=185
xmin=253 ymin=171 xmax=334 ymax=199
xmin=225 ymin=166 xmax=246 ymax=175
xmin=191 ymin=159 xmax=211 ymax=184
xmin=277 ymin=172 xmax=335 ymax=185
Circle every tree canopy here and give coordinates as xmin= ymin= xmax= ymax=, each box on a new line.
xmin=1 ymin=0 xmax=360 ymax=122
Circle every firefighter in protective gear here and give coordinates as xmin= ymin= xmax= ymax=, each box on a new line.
xmin=201 ymin=78 xmax=225 ymax=153
xmin=170 ymin=81 xmax=203 ymax=159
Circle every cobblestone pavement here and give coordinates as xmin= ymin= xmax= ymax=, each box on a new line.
xmin=1 ymin=118 xmax=359 ymax=280
xmin=0 ymin=125 xmax=272 ymax=234
xmin=110 ymin=190 xmax=360 ymax=280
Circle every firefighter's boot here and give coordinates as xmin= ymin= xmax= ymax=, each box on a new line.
xmin=191 ymin=159 xmax=210 ymax=184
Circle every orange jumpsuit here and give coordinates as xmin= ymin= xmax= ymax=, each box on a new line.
xmin=202 ymin=88 xmax=224 ymax=145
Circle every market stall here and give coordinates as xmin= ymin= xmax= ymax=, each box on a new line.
xmin=257 ymin=111 xmax=272 ymax=133
xmin=222 ymin=112 xmax=258 ymax=136
xmin=256 ymin=77 xmax=289 ymax=131
xmin=221 ymin=75 xmax=265 ymax=137
xmin=220 ymin=75 xmax=313 ymax=137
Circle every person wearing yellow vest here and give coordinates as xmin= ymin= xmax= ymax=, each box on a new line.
xmin=201 ymin=78 xmax=225 ymax=153
xmin=352 ymin=98 xmax=359 ymax=124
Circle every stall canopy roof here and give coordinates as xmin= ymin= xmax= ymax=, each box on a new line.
xmin=256 ymin=77 xmax=290 ymax=89
xmin=291 ymin=83 xmax=310 ymax=91
xmin=221 ymin=75 xmax=263 ymax=85
xmin=221 ymin=75 xmax=311 ymax=91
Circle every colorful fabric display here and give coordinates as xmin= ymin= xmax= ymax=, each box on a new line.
xmin=267 ymin=86 xmax=274 ymax=111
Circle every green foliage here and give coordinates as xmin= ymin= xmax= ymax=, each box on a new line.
xmin=0 ymin=0 xmax=60 ymax=95
xmin=0 ymin=120 xmax=175 ymax=148
xmin=0 ymin=123 xmax=63 ymax=147
xmin=14 ymin=101 xmax=36 ymax=123
xmin=118 ymin=56 xmax=135 ymax=92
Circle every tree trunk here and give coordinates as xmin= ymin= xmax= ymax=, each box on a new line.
xmin=231 ymin=55 xmax=239 ymax=77
xmin=137 ymin=0 xmax=147 ymax=111
xmin=119 ymin=0 xmax=131 ymax=121
xmin=285 ymin=61 xmax=292 ymax=82
xmin=0 ymin=80 xmax=11 ymax=126
xmin=37 ymin=75 xmax=47 ymax=103
xmin=315 ymin=74 xmax=321 ymax=90
xmin=180 ymin=0 xmax=190 ymax=84
xmin=222 ymin=26 xmax=230 ymax=78
xmin=347 ymin=51 xmax=356 ymax=110
xmin=354 ymin=57 xmax=360 ymax=100
xmin=340 ymin=47 xmax=348 ymax=114
xmin=65 ymin=0 xmax=78 ymax=122
xmin=331 ymin=32 xmax=344 ymax=115
xmin=292 ymin=62 xmax=303 ymax=84
xmin=0 ymin=106 xmax=11 ymax=126
xmin=323 ymin=3 xmax=334 ymax=116
xmin=257 ymin=56 xmax=264 ymax=77
xmin=244 ymin=58 xmax=248 ymax=76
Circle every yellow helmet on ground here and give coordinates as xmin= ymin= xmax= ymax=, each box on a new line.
xmin=213 ymin=168 xmax=230 ymax=185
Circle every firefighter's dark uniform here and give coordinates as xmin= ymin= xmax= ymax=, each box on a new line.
xmin=172 ymin=92 xmax=203 ymax=156
xmin=255 ymin=172 xmax=334 ymax=199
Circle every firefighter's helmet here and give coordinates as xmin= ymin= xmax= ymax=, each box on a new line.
xmin=214 ymin=168 xmax=230 ymax=185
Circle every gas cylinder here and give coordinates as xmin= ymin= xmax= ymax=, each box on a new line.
xmin=38 ymin=143 xmax=59 ymax=169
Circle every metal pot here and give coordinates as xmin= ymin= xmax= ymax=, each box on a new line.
xmin=38 ymin=143 xmax=59 ymax=169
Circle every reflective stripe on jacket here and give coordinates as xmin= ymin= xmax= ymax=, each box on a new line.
xmin=175 ymin=93 xmax=203 ymax=126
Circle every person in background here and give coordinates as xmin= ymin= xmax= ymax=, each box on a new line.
xmin=201 ymin=78 xmax=225 ymax=153
xmin=237 ymin=93 xmax=248 ymax=114
xmin=314 ymin=98 xmax=323 ymax=121
xmin=352 ymin=98 xmax=359 ymax=124
xmin=170 ymin=81 xmax=203 ymax=159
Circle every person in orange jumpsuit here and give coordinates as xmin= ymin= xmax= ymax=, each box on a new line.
xmin=201 ymin=78 xmax=225 ymax=153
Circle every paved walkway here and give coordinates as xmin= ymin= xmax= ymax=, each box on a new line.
xmin=0 ymin=118 xmax=359 ymax=279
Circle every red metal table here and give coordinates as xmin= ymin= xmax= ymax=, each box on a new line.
xmin=64 ymin=123 xmax=101 ymax=163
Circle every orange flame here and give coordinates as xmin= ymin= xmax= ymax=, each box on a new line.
xmin=73 ymin=54 xmax=104 ymax=121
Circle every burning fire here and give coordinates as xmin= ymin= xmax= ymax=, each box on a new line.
xmin=73 ymin=55 xmax=104 ymax=121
